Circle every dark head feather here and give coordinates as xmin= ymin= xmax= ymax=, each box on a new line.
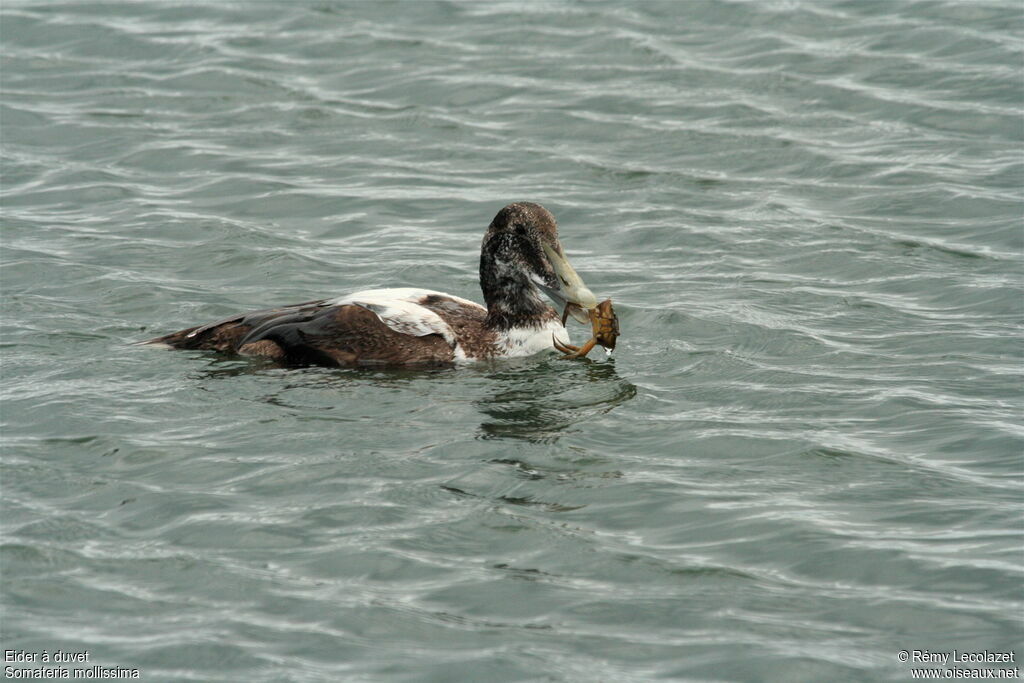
xmin=479 ymin=202 xmax=563 ymax=330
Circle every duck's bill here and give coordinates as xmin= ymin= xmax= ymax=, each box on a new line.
xmin=539 ymin=243 xmax=597 ymax=324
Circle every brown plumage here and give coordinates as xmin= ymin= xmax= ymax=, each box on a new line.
xmin=147 ymin=297 xmax=464 ymax=366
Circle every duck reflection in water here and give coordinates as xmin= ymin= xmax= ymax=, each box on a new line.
xmin=476 ymin=357 xmax=636 ymax=443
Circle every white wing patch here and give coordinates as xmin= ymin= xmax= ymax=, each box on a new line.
xmin=327 ymin=288 xmax=480 ymax=348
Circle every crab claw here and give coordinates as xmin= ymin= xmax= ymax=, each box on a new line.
xmin=560 ymin=303 xmax=586 ymax=327
xmin=552 ymin=334 xmax=577 ymax=355
xmin=553 ymin=334 xmax=598 ymax=359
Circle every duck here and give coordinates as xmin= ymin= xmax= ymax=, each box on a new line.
xmin=141 ymin=202 xmax=600 ymax=367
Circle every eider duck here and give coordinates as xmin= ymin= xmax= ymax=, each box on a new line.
xmin=142 ymin=202 xmax=599 ymax=366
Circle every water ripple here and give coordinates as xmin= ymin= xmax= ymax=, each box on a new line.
xmin=3 ymin=1 xmax=1022 ymax=680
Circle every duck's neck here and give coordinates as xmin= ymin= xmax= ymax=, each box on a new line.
xmin=480 ymin=245 xmax=556 ymax=331
xmin=483 ymin=282 xmax=556 ymax=331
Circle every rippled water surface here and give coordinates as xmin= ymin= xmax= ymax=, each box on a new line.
xmin=3 ymin=1 xmax=1022 ymax=681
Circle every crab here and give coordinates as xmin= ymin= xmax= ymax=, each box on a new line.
xmin=553 ymin=298 xmax=619 ymax=359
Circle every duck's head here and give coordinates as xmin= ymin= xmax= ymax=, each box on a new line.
xmin=480 ymin=202 xmax=598 ymax=328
